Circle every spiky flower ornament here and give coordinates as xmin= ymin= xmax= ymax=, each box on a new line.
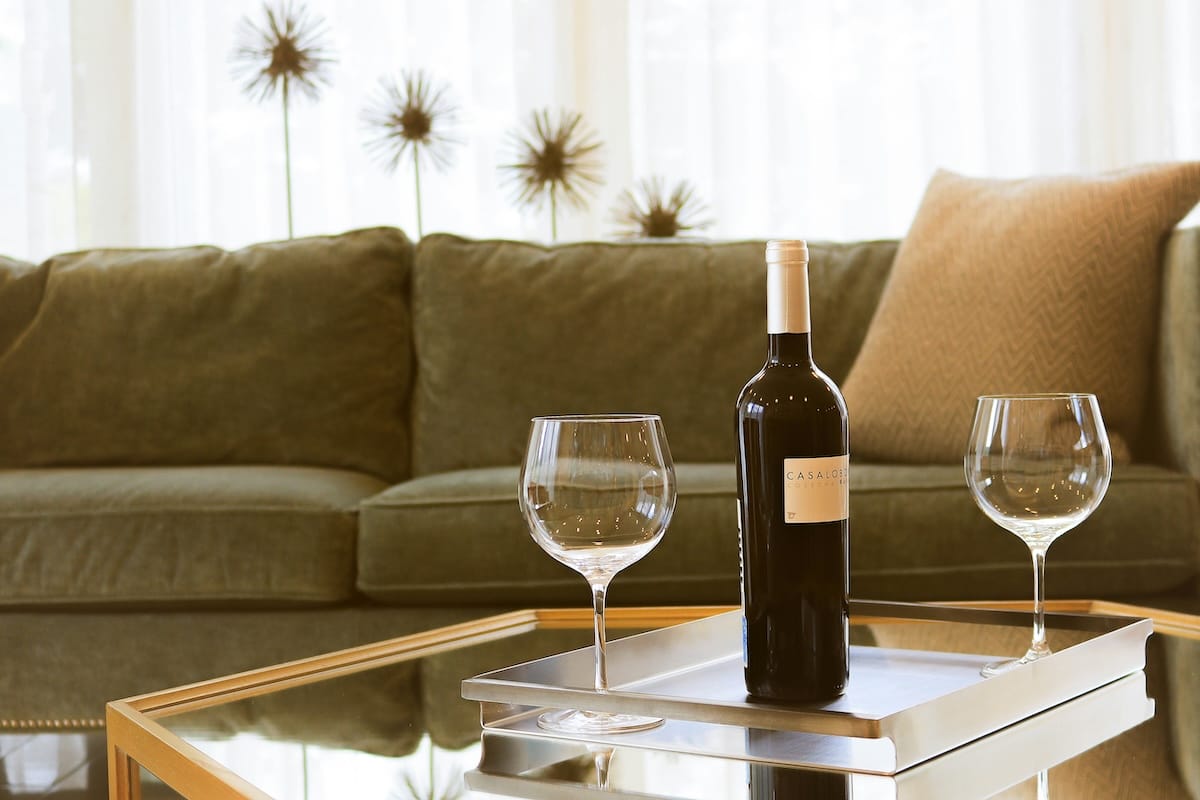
xmin=502 ymin=108 xmax=603 ymax=241
xmin=612 ymin=177 xmax=711 ymax=239
xmin=231 ymin=1 xmax=334 ymax=238
xmin=363 ymin=71 xmax=459 ymax=239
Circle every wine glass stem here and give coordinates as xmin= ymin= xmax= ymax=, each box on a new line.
xmin=1031 ymin=545 xmax=1048 ymax=653
xmin=591 ymin=581 xmax=610 ymax=693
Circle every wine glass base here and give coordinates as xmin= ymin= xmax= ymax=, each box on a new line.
xmin=981 ymin=645 xmax=1053 ymax=677
xmin=536 ymin=708 xmax=664 ymax=734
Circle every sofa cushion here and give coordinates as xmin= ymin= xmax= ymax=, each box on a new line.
xmin=850 ymin=463 xmax=1198 ymax=599
xmin=356 ymin=463 xmax=1198 ymax=605
xmin=409 ymin=234 xmax=897 ymax=475
xmin=0 ymin=227 xmax=414 ymax=482
xmin=1148 ymin=227 xmax=1200 ymax=476
xmin=843 ymin=164 xmax=1200 ymax=465
xmin=0 ymin=466 xmax=387 ymax=606
xmin=358 ymin=463 xmax=740 ymax=604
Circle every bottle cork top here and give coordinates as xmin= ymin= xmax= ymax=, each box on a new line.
xmin=765 ymin=240 xmax=809 ymax=265
xmin=765 ymin=240 xmax=810 ymax=334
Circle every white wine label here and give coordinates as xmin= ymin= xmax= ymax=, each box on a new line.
xmin=783 ymin=455 xmax=849 ymax=523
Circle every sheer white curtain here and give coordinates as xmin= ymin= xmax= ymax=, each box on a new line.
xmin=3 ymin=0 xmax=1200 ymax=261
xmin=628 ymin=0 xmax=1200 ymax=240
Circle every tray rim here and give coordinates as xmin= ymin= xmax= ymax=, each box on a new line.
xmin=466 ymin=670 xmax=1155 ymax=797
xmin=463 ymin=600 xmax=1155 ymax=770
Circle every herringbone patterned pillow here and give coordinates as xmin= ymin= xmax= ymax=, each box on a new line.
xmin=843 ymin=164 xmax=1200 ymax=464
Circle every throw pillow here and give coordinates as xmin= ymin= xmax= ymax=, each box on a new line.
xmin=842 ymin=163 xmax=1200 ymax=464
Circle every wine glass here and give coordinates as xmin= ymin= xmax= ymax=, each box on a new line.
xmin=965 ymin=393 xmax=1112 ymax=676
xmin=519 ymin=414 xmax=677 ymax=733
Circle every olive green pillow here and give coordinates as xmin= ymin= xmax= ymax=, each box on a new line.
xmin=409 ymin=235 xmax=899 ymax=476
xmin=842 ymin=164 xmax=1200 ymax=464
xmin=0 ymin=228 xmax=414 ymax=480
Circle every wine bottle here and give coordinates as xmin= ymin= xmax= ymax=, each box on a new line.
xmin=736 ymin=239 xmax=849 ymax=702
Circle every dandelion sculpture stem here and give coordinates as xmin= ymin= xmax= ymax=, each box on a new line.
xmin=550 ymin=183 xmax=558 ymax=241
xmin=230 ymin=1 xmax=333 ymax=241
xmin=281 ymin=76 xmax=295 ymax=239
xmin=412 ymin=148 xmax=423 ymax=239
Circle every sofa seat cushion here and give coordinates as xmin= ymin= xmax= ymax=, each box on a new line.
xmin=0 ymin=466 xmax=388 ymax=606
xmin=851 ymin=463 xmax=1198 ymax=599
xmin=358 ymin=463 xmax=740 ymax=605
xmin=357 ymin=463 xmax=1198 ymax=605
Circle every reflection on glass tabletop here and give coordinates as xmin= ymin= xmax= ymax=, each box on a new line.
xmin=103 ymin=601 xmax=1200 ymax=800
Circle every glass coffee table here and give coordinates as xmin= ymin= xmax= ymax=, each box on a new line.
xmin=106 ymin=601 xmax=1200 ymax=799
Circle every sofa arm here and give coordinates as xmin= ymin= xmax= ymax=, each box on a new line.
xmin=1149 ymin=227 xmax=1200 ymax=479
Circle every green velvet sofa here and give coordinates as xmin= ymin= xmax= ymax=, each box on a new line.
xmin=0 ymin=226 xmax=1197 ymax=725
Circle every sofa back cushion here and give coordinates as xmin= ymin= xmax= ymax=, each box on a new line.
xmin=410 ymin=234 xmax=897 ymax=475
xmin=1147 ymin=225 xmax=1200 ymax=477
xmin=0 ymin=227 xmax=413 ymax=481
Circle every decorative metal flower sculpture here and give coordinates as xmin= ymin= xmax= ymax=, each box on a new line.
xmin=501 ymin=108 xmax=603 ymax=241
xmin=611 ymin=177 xmax=712 ymax=238
xmin=363 ymin=71 xmax=460 ymax=239
xmin=231 ymin=1 xmax=334 ymax=238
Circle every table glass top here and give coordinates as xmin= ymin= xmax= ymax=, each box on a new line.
xmin=124 ymin=605 xmax=1198 ymax=800
xmin=156 ymin=623 xmax=606 ymax=799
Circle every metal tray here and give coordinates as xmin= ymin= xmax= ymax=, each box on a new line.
xmin=461 ymin=601 xmax=1153 ymax=773
xmin=466 ymin=671 xmax=1153 ymax=799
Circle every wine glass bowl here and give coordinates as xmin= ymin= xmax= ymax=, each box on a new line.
xmin=520 ymin=414 xmax=676 ymax=733
xmin=965 ymin=393 xmax=1111 ymax=675
xmin=523 ymin=455 xmax=671 ymax=583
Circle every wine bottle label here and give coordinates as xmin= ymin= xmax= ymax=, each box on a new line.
xmin=783 ymin=455 xmax=850 ymax=523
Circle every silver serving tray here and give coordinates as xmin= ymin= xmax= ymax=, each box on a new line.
xmin=466 ymin=671 xmax=1153 ymax=799
xmin=462 ymin=601 xmax=1153 ymax=773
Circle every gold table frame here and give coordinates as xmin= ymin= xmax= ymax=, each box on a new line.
xmin=104 ymin=601 xmax=1200 ymax=800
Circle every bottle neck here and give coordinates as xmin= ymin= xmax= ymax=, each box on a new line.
xmin=767 ymin=332 xmax=814 ymax=365
xmin=766 ymin=259 xmax=812 ymax=365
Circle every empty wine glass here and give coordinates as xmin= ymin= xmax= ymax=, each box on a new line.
xmin=965 ymin=393 xmax=1112 ymax=676
xmin=520 ymin=414 xmax=677 ymax=733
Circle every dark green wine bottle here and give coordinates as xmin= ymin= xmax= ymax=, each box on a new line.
xmin=736 ymin=240 xmax=850 ymax=702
